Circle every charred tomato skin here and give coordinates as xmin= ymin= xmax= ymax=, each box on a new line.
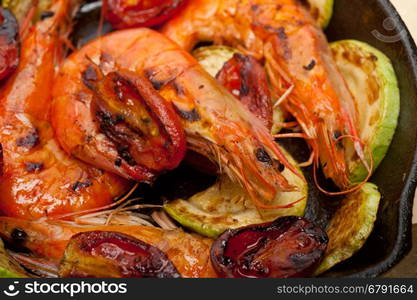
xmin=216 ymin=53 xmax=273 ymax=129
xmin=81 ymin=63 xmax=187 ymax=182
xmin=60 ymin=231 xmax=181 ymax=278
xmin=105 ymin=0 xmax=187 ymax=29
xmin=0 ymin=7 xmax=19 ymax=81
xmin=210 ymin=216 xmax=328 ymax=278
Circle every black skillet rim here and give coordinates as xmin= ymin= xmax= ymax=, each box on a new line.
xmin=343 ymin=0 xmax=417 ymax=278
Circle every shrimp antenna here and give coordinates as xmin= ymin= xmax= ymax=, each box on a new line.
xmin=251 ymin=193 xmax=305 ymax=210
xmin=312 ymin=135 xmax=374 ymax=196
xmin=9 ymin=252 xmax=59 ymax=278
xmin=52 ymin=183 xmax=139 ymax=220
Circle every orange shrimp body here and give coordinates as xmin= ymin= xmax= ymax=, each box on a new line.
xmin=0 ymin=217 xmax=217 ymax=278
xmin=51 ymin=28 xmax=301 ymax=206
xmin=162 ymin=0 xmax=361 ymax=189
xmin=0 ymin=0 xmax=130 ymax=219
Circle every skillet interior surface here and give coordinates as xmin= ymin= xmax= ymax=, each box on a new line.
xmin=69 ymin=0 xmax=417 ymax=277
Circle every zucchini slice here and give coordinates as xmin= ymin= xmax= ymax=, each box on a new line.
xmin=314 ymin=183 xmax=381 ymax=275
xmin=192 ymin=46 xmax=238 ymax=78
xmin=307 ymin=0 xmax=334 ymax=28
xmin=331 ymin=40 xmax=400 ymax=184
xmin=164 ymin=148 xmax=307 ymax=238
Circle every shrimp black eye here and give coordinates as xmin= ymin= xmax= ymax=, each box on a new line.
xmin=255 ymin=148 xmax=272 ymax=165
xmin=210 ymin=216 xmax=328 ymax=278
xmin=11 ymin=228 xmax=27 ymax=244
xmin=40 ymin=11 xmax=54 ymax=20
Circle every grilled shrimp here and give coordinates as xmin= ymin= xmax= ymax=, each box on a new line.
xmin=51 ymin=28 xmax=302 ymax=208
xmin=0 ymin=0 xmax=130 ymax=219
xmin=0 ymin=217 xmax=216 ymax=278
xmin=162 ymin=0 xmax=366 ymax=190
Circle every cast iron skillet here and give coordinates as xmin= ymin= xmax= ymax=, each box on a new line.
xmin=323 ymin=0 xmax=417 ymax=277
xmin=70 ymin=0 xmax=417 ymax=277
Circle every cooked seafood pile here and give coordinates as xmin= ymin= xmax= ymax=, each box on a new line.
xmin=0 ymin=0 xmax=400 ymax=278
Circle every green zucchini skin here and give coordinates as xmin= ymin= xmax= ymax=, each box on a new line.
xmin=315 ymin=183 xmax=381 ymax=275
xmin=308 ymin=0 xmax=334 ymax=28
xmin=330 ymin=40 xmax=400 ymax=184
xmin=164 ymin=148 xmax=307 ymax=238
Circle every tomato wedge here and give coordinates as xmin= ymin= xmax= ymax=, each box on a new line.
xmin=0 ymin=7 xmax=19 ymax=81
xmin=82 ymin=63 xmax=186 ymax=181
xmin=60 ymin=231 xmax=181 ymax=278
xmin=210 ymin=216 xmax=328 ymax=278
xmin=104 ymin=0 xmax=186 ymax=29
xmin=216 ymin=53 xmax=273 ymax=129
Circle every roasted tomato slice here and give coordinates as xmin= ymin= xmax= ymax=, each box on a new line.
xmin=216 ymin=53 xmax=273 ymax=129
xmin=210 ymin=216 xmax=328 ymax=278
xmin=0 ymin=7 xmax=19 ymax=81
xmin=59 ymin=231 xmax=181 ymax=278
xmin=82 ymin=63 xmax=186 ymax=181
xmin=104 ymin=0 xmax=186 ymax=29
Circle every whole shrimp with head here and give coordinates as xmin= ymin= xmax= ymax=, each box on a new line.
xmin=51 ymin=27 xmax=302 ymax=209
xmin=162 ymin=0 xmax=369 ymax=191
xmin=0 ymin=216 xmax=217 ymax=278
xmin=0 ymin=0 xmax=130 ymax=220
xmin=0 ymin=213 xmax=328 ymax=278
